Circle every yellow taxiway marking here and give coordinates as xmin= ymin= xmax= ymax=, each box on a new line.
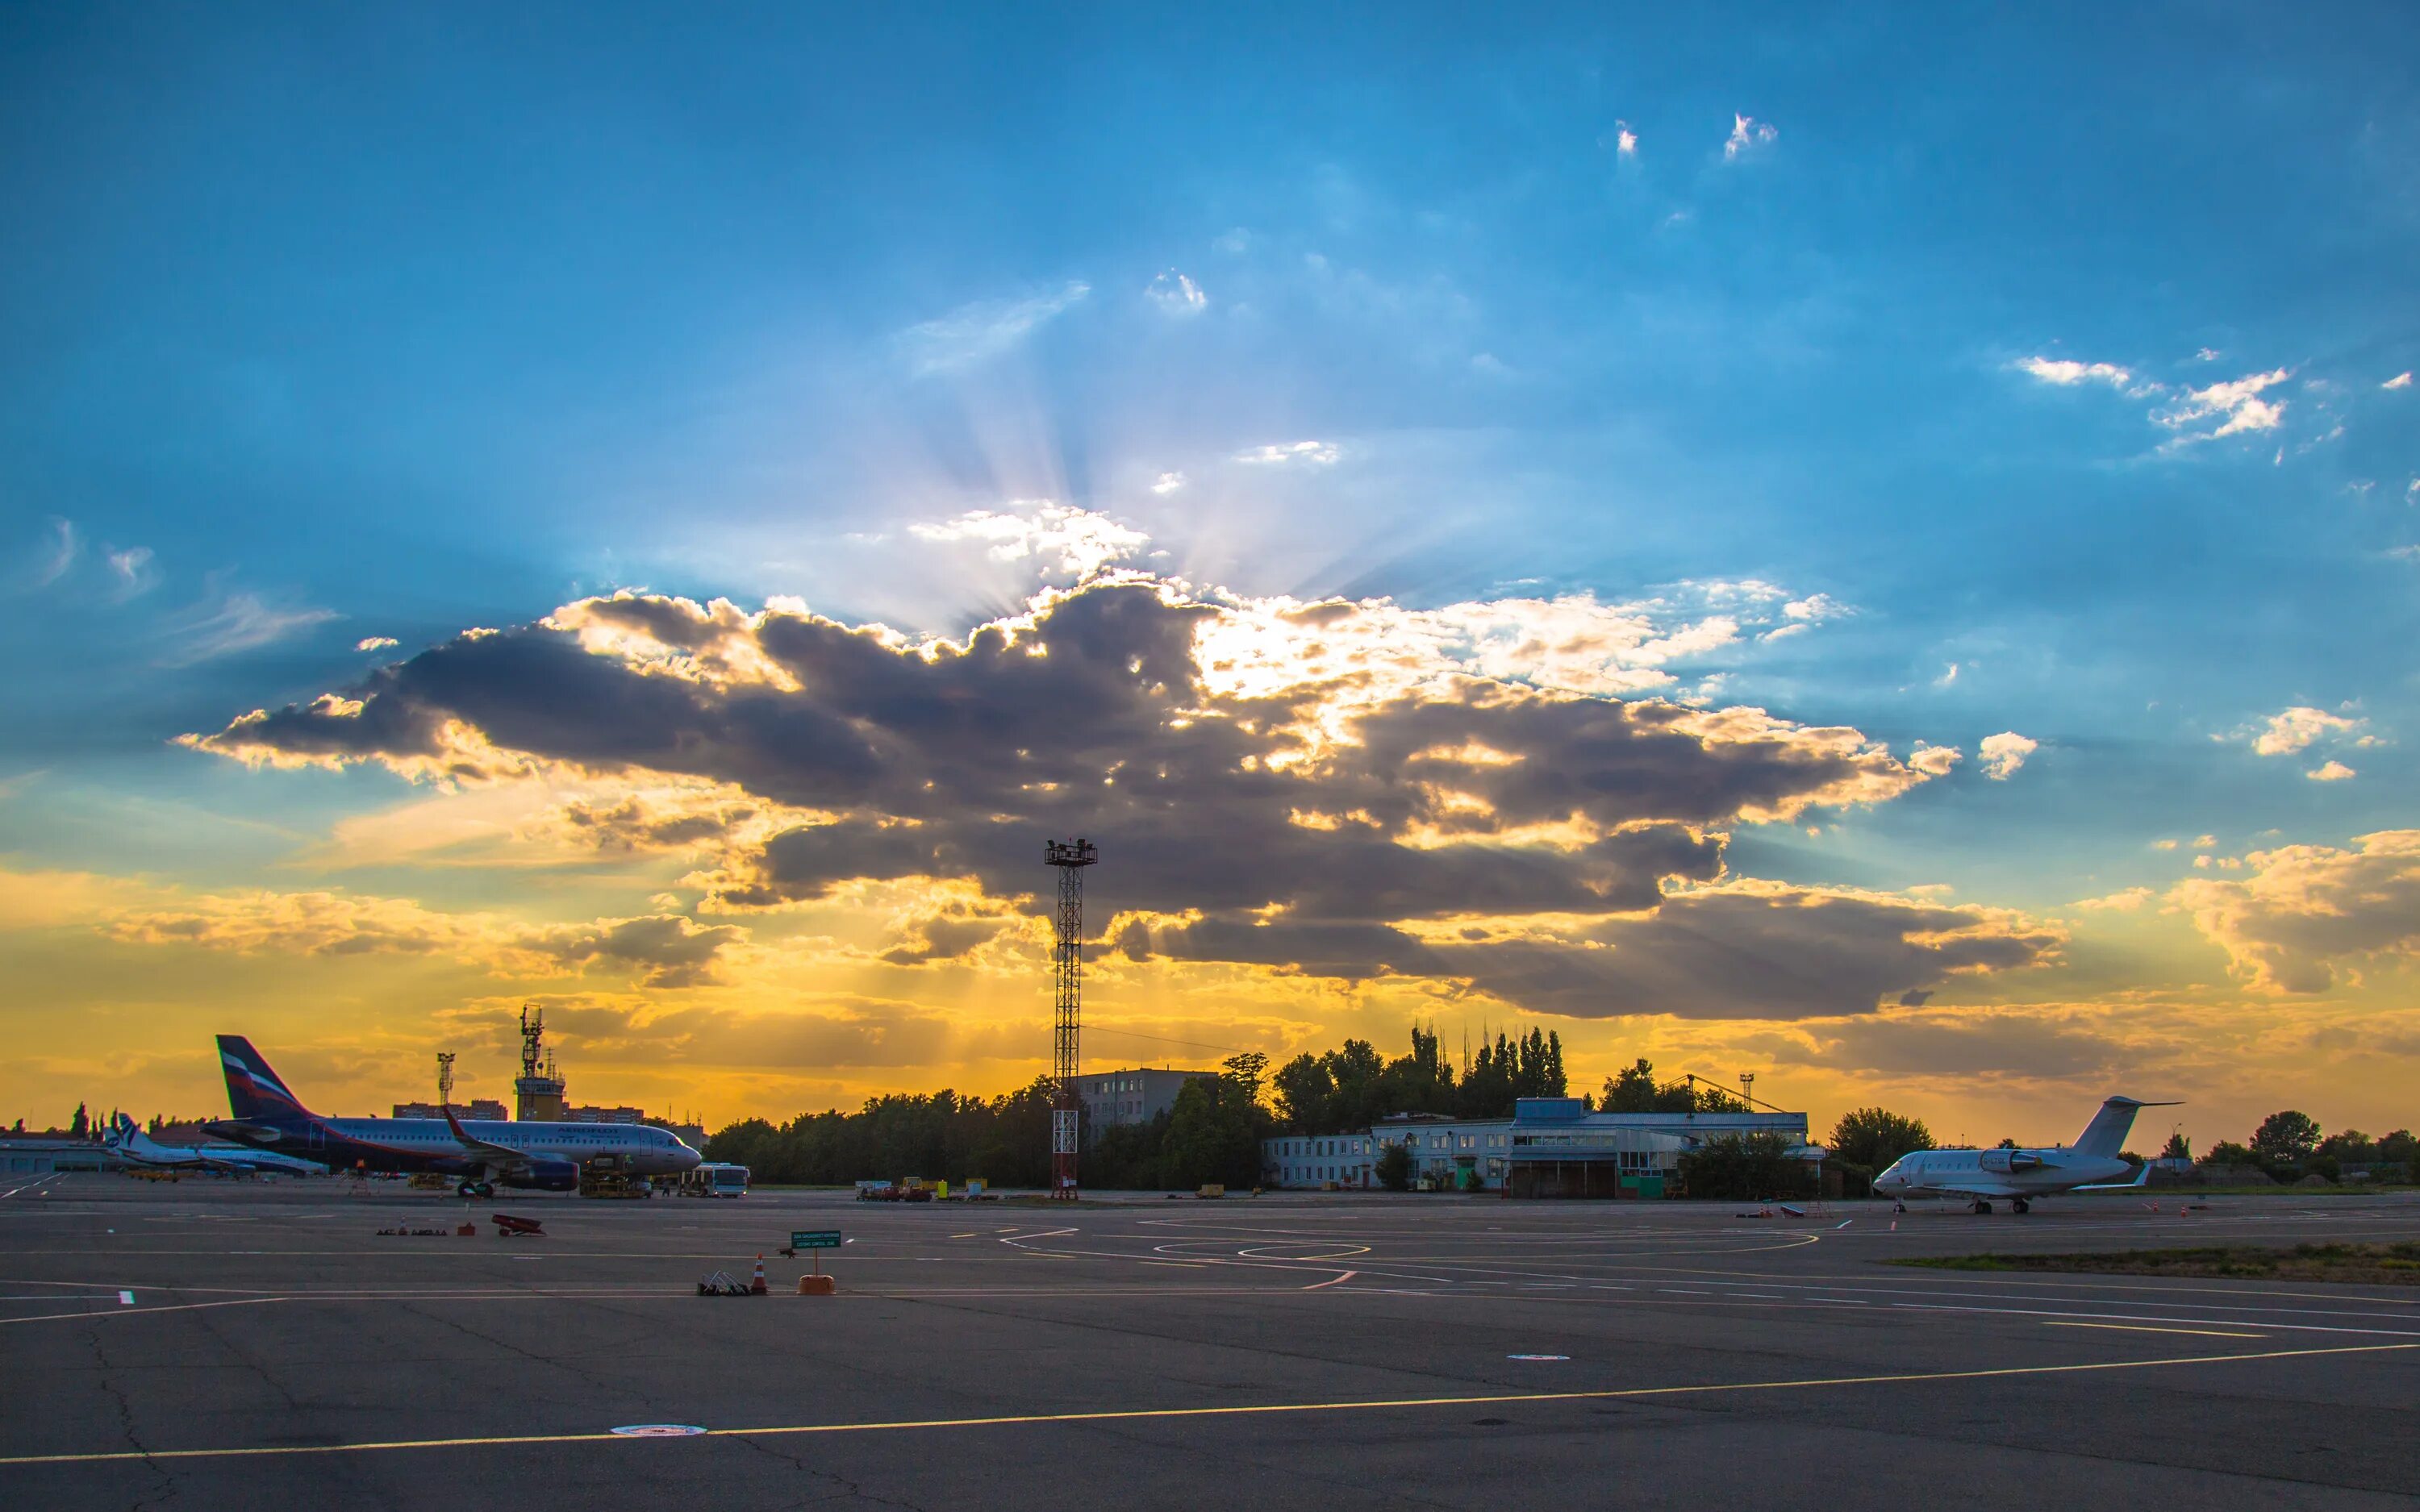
xmin=1 ymin=1342 xmax=2405 ymax=1467
xmin=2045 ymin=1321 xmax=2267 ymax=1339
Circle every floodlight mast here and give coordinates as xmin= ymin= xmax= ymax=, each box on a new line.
xmin=1044 ymin=838 xmax=1098 ymax=1200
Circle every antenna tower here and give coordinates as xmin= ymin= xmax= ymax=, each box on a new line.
xmin=436 ymin=1052 xmax=456 ymax=1110
xmin=1044 ymin=838 xmax=1098 ymax=1200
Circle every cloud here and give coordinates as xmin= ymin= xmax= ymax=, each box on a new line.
xmin=2386 ymin=372 xmax=2413 ymax=390
xmin=2073 ymin=886 xmax=2154 ymax=912
xmin=2249 ymin=706 xmax=2362 ymax=756
xmin=357 ymin=636 xmax=399 ymax=652
xmin=32 ymin=519 xmax=77 ymax=586
xmin=1614 ymin=122 xmax=1638 ymax=156
xmin=96 ymin=881 xmax=745 ymax=989
xmin=2170 ymin=831 xmax=2420 ymax=993
xmin=2195 ymin=348 xmax=2221 ymax=362
xmin=1236 ymin=440 xmax=1340 ymax=466
xmin=2307 ymin=760 xmax=2356 ymax=782
xmin=1145 ymin=270 xmax=1207 ymax=315
xmin=1907 ymin=744 xmax=1963 ymax=777
xmin=162 ymin=590 xmax=340 ymax=664
xmin=895 ymin=281 xmax=1089 ymax=376
xmin=908 ymin=501 xmax=1146 ymax=581
xmin=1212 ymin=228 xmax=1250 ymax=256
xmin=1722 ymin=113 xmax=1777 ymax=160
xmin=2156 ymin=369 xmax=2290 ymax=444
xmin=105 ymin=546 xmax=157 ymax=598
xmin=1977 ymin=731 xmax=2038 ymax=781
xmin=2015 ymin=357 xmax=2133 ymax=388
xmin=184 ymin=575 xmax=2006 ymax=1020
xmin=1150 ymin=472 xmax=1185 ymax=496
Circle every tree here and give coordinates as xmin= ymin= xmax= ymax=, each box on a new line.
xmin=2250 ymin=1110 xmax=2321 ymax=1164
xmin=1826 ymin=1108 xmax=1934 ymax=1174
xmin=1272 ymin=1054 xmax=1333 ymax=1134
xmin=2159 ymin=1130 xmax=2191 ymax=1161
xmin=2315 ymin=1129 xmax=2375 ymax=1162
xmin=69 ymin=1102 xmax=88 ymax=1139
xmin=2202 ymin=1139 xmax=2257 ymax=1168
xmin=1996 ymin=1137 xmax=2020 ymax=1148
xmin=1602 ymin=1059 xmax=1660 ymax=1113
xmin=1375 ymin=1140 xmax=1412 ymax=1192
xmin=1677 ymin=1133 xmax=1809 ymax=1201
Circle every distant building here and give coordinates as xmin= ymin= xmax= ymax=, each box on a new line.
xmin=1262 ymin=1098 xmax=1814 ymax=1197
xmin=0 ymin=1136 xmax=110 ymax=1175
xmin=561 ymin=1104 xmax=646 ymax=1124
xmin=1079 ymin=1068 xmax=1216 ymax=1143
xmin=392 ymin=1099 xmax=509 ymax=1122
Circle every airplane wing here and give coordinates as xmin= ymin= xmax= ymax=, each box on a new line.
xmin=441 ymin=1103 xmax=536 ymax=1180
xmin=2073 ymin=1163 xmax=2152 ymax=1191
xmin=1917 ymin=1179 xmax=2025 ymax=1198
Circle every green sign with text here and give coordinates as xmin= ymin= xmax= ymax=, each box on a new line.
xmin=791 ymin=1230 xmax=841 ymax=1250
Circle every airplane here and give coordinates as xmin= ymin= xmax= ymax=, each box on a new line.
xmin=1871 ymin=1095 xmax=2180 ymax=1214
xmin=102 ymin=1113 xmax=324 ymax=1177
xmin=204 ymin=1035 xmax=703 ymax=1198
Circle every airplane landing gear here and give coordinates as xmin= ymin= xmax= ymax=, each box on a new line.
xmin=1892 ymin=1200 xmax=1907 ymax=1214
xmin=1970 ymin=1198 xmax=1995 ymax=1214
xmin=457 ymin=1180 xmax=496 ymax=1199
xmin=2012 ymin=1198 xmax=2031 ymax=1214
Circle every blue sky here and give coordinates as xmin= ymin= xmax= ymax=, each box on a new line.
xmin=3 ymin=6 xmax=2417 ymax=1134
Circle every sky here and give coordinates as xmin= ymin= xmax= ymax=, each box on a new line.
xmin=3 ymin=5 xmax=2417 ymax=1148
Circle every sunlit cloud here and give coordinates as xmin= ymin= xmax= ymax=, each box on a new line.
xmin=357 ymin=635 xmax=399 ymax=652
xmin=161 ymin=589 xmax=339 ymax=664
xmin=2307 ymin=760 xmax=2355 ymax=781
xmin=2248 ymin=705 xmax=2363 ymax=756
xmin=2385 ymin=371 xmax=2413 ymax=390
xmin=1145 ymin=269 xmax=1208 ymax=314
xmin=1977 ymin=731 xmax=2038 ymax=780
xmin=2014 ymin=356 xmax=2132 ymax=388
xmin=1236 ymin=439 xmax=1340 ymax=466
xmin=2170 ymin=831 xmax=2420 ymax=993
xmin=894 ymin=281 xmax=1090 ymax=376
xmin=1722 ymin=113 xmax=1778 ymax=160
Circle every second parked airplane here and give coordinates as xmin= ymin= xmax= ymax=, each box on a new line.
xmin=1872 ymin=1095 xmax=2179 ymax=1214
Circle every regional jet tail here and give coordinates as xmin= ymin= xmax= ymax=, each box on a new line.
xmin=103 ymin=1113 xmax=322 ymax=1177
xmin=1871 ymin=1095 xmax=2180 ymax=1214
xmin=206 ymin=1034 xmax=701 ymax=1198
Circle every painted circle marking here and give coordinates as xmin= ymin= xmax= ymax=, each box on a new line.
xmin=611 ymin=1423 xmax=707 ymax=1438
xmin=1506 ymin=1354 xmax=1570 ymax=1361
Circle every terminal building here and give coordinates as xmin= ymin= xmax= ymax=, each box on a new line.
xmin=1263 ymin=1098 xmax=1813 ymax=1197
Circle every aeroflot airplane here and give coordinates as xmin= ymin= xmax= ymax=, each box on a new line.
xmin=1872 ymin=1095 xmax=2180 ymax=1214
xmin=205 ymin=1035 xmax=702 ymax=1198
xmin=104 ymin=1112 xmax=323 ymax=1177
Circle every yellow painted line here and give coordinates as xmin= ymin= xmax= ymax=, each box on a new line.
xmin=0 ymin=1341 xmax=2405 ymax=1468
xmin=2045 ymin=1322 xmax=2266 ymax=1339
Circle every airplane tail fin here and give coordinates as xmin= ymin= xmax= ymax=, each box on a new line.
xmin=216 ymin=1035 xmax=315 ymax=1124
xmin=2072 ymin=1097 xmax=2179 ymax=1160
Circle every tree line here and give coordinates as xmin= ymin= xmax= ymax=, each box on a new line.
xmin=707 ymin=1024 xmax=1579 ymax=1191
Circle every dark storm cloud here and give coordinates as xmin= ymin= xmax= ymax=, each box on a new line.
xmin=189 ymin=581 xmax=2048 ymax=1017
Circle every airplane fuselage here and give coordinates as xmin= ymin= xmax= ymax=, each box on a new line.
xmin=212 ymin=1115 xmax=699 ymax=1187
xmin=1873 ymin=1146 xmax=2134 ymax=1202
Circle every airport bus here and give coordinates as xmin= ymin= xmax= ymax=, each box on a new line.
xmin=682 ymin=1162 xmax=749 ymax=1198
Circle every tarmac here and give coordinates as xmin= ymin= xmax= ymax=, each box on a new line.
xmin=4 ymin=1173 xmax=2418 ymax=1510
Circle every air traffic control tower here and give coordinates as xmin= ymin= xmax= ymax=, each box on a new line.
xmin=513 ymin=1003 xmax=566 ymax=1122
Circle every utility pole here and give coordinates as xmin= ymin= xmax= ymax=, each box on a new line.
xmin=1044 ymin=838 xmax=1098 ymax=1200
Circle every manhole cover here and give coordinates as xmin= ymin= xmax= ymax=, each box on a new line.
xmin=611 ymin=1424 xmax=707 ymax=1438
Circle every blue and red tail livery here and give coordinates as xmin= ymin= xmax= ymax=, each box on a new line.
xmin=217 ymin=1035 xmax=315 ymax=1124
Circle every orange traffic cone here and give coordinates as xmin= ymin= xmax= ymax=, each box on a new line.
xmin=750 ymin=1255 xmax=767 ymax=1294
